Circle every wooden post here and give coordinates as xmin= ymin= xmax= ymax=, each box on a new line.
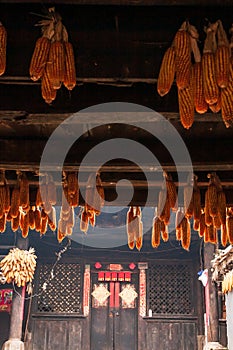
xmin=2 ymin=232 xmax=28 ymax=350
xmin=204 ymin=243 xmax=219 ymax=343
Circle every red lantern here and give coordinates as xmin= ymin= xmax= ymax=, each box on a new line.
xmin=95 ymin=262 xmax=102 ymax=269
xmin=129 ymin=262 xmax=136 ymax=270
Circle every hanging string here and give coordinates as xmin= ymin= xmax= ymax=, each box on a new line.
xmin=11 ymin=238 xmax=71 ymax=300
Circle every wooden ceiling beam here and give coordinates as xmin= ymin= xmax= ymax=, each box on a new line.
xmin=1 ymin=0 xmax=232 ymax=6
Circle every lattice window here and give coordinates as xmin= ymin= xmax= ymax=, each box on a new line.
xmin=149 ymin=263 xmax=193 ymax=315
xmin=36 ymin=263 xmax=82 ymax=314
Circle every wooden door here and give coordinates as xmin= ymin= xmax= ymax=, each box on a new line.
xmin=91 ymin=269 xmax=138 ymax=350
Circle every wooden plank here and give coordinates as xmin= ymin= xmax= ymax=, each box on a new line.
xmin=1 ymin=0 xmax=233 ymax=5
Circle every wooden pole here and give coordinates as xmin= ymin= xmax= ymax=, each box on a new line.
xmin=204 ymin=243 xmax=219 ymax=342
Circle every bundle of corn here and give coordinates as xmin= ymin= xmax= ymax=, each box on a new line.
xmin=126 ymin=206 xmax=143 ymax=251
xmin=0 ymin=22 xmax=7 ymax=76
xmin=157 ymin=21 xmax=196 ymax=129
xmin=57 ymin=177 xmax=75 ymax=242
xmin=222 ymin=270 xmax=233 ymax=294
xmin=203 ymin=173 xmax=228 ymax=245
xmin=80 ymin=172 xmax=105 ymax=234
xmin=29 ymin=7 xmax=76 ymax=104
xmin=0 ymin=247 xmax=37 ymax=287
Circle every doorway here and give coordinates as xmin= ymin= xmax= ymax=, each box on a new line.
xmin=90 ymin=265 xmax=138 ymax=350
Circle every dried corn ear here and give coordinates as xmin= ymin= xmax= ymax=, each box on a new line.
xmin=184 ymin=183 xmax=193 ymax=218
xmin=47 ymin=41 xmax=65 ymax=89
xmin=19 ymin=173 xmax=29 ymax=208
xmin=40 ymin=215 xmax=48 ymax=235
xmin=62 ymin=185 xmax=70 ymax=215
xmin=221 ymin=223 xmax=228 ymax=247
xmin=11 ymin=212 xmax=20 ymax=232
xmin=166 ymin=174 xmax=177 ymax=211
xmin=221 ymin=83 xmax=233 ymax=127
xmin=4 ymin=184 xmax=10 ymax=213
xmin=64 ymin=42 xmax=76 ymax=91
xmin=202 ymin=52 xmax=219 ymax=105
xmin=157 ymin=46 xmax=175 ymax=97
xmin=22 ymin=212 xmax=29 ymax=238
xmin=41 ymin=65 xmax=57 ymax=104
xmin=157 ymin=188 xmax=167 ymax=221
xmin=34 ymin=208 xmax=41 ymax=232
xmin=174 ymin=25 xmax=191 ymax=89
xmin=0 ymin=23 xmax=7 ymax=76
xmin=199 ymin=212 xmax=206 ymax=237
xmin=178 ymin=85 xmax=194 ymax=129
xmin=80 ymin=209 xmax=89 ymax=233
xmin=29 ymin=36 xmax=50 ymax=81
xmin=151 ymin=216 xmax=161 ymax=248
xmin=127 ymin=207 xmax=135 ymax=250
xmin=207 ymin=176 xmax=218 ymax=217
xmin=175 ymin=209 xmax=183 ymax=240
xmin=0 ymin=214 xmax=6 ymax=233
xmin=10 ymin=186 xmax=20 ymax=218
xmin=213 ymin=214 xmax=221 ymax=230
xmin=161 ymin=221 xmax=169 ymax=242
xmin=215 ymin=20 xmax=230 ymax=88
xmin=47 ymin=178 xmax=57 ymax=205
xmin=218 ymin=190 xmax=226 ymax=225
xmin=192 ymin=62 xmax=208 ymax=114
xmin=0 ymin=185 xmax=6 ymax=218
xmin=209 ymin=94 xmax=221 ymax=113
xmin=29 ymin=207 xmax=35 ymax=230
xmin=67 ymin=172 xmax=78 ymax=195
xmin=193 ymin=219 xmax=200 ymax=231
xmin=181 ymin=216 xmax=191 ymax=250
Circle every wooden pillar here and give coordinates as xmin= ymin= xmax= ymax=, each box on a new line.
xmin=204 ymin=243 xmax=219 ymax=343
xmin=2 ymin=232 xmax=28 ymax=350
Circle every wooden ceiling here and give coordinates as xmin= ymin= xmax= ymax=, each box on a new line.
xmin=0 ymin=0 xmax=233 ymax=205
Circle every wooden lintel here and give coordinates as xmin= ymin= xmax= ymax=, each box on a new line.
xmin=0 ymin=0 xmax=232 ymax=5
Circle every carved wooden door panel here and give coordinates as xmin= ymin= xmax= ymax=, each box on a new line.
xmin=90 ymin=267 xmax=138 ymax=350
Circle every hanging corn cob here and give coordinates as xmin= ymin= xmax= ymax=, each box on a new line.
xmin=206 ymin=173 xmax=218 ymax=217
xmin=193 ymin=176 xmax=201 ymax=225
xmin=165 ymin=172 xmax=177 ymax=212
xmin=181 ymin=216 xmax=191 ymax=250
xmin=202 ymin=22 xmax=219 ymax=106
xmin=0 ymin=22 xmax=7 ymax=76
xmin=151 ymin=212 xmax=161 ymax=248
xmin=174 ymin=21 xmax=192 ymax=90
xmin=190 ymin=35 xmax=208 ymax=114
xmin=157 ymin=46 xmax=175 ymax=97
xmin=175 ymin=208 xmax=183 ymax=240
xmin=183 ymin=174 xmax=194 ymax=219
xmin=215 ymin=20 xmax=230 ymax=88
